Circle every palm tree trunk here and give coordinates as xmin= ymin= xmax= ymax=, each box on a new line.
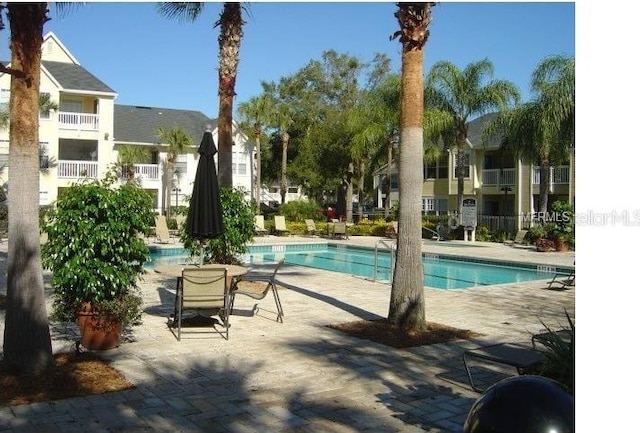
xmin=385 ymin=137 xmax=393 ymax=218
xmin=358 ymin=159 xmax=365 ymax=220
xmin=388 ymin=48 xmax=427 ymax=332
xmin=280 ymin=131 xmax=289 ymax=204
xmin=3 ymin=3 xmax=53 ymax=373
xmin=216 ymin=2 xmax=242 ymax=188
xmin=456 ymin=133 xmax=466 ymax=215
xmin=346 ymin=162 xmax=354 ymax=223
xmin=539 ymin=158 xmax=551 ymax=214
xmin=166 ymin=159 xmax=174 ymax=220
xmin=254 ymin=131 xmax=262 ymax=208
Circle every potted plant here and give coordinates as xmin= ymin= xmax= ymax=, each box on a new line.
xmin=547 ymin=201 xmax=574 ymax=252
xmin=536 ymin=237 xmax=556 ymax=252
xmin=41 ymin=166 xmax=154 ymax=350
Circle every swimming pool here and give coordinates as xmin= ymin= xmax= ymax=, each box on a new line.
xmin=147 ymin=243 xmax=571 ymax=290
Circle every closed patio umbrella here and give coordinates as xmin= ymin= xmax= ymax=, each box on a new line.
xmin=186 ymin=127 xmax=224 ymax=263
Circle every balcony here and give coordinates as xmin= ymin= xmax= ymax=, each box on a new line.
xmin=123 ymin=164 xmax=160 ymax=181
xmin=58 ymin=112 xmax=99 ymax=131
xmin=482 ymin=168 xmax=516 ymax=187
xmin=531 ymin=166 xmax=570 ymax=185
xmin=58 ymin=161 xmax=98 ymax=179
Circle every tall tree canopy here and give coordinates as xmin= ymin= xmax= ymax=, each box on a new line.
xmin=157 ymin=2 xmax=244 ymax=187
xmin=425 ymin=59 xmax=520 ymax=214
xmin=484 ymin=55 xmax=575 ymax=213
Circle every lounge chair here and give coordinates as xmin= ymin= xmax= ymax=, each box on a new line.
xmin=546 ymin=269 xmax=575 ymax=290
xmin=170 ymin=267 xmax=231 ymax=340
xmin=504 ymin=229 xmax=528 ymax=247
xmin=332 ymin=221 xmax=349 ymax=240
xmin=305 ymin=219 xmax=317 ymax=236
xmin=154 ymin=215 xmax=175 ymax=244
xmin=463 ymin=342 xmax=546 ymax=392
xmin=230 ymin=259 xmax=285 ymax=323
xmin=174 ymin=214 xmax=186 ymax=231
xmin=254 ymin=215 xmax=268 ymax=236
xmin=274 ymin=215 xmax=290 ymax=236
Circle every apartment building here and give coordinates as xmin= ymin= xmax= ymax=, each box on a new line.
xmin=0 ymin=32 xmax=254 ymax=212
xmin=374 ymin=113 xmax=575 ymax=230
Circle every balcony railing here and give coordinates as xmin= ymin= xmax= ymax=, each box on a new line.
xmin=124 ymin=164 xmax=160 ymax=181
xmin=482 ymin=168 xmax=516 ymax=186
xmin=58 ymin=161 xmax=98 ymax=179
xmin=532 ymin=165 xmax=570 ymax=185
xmin=58 ymin=112 xmax=99 ymax=131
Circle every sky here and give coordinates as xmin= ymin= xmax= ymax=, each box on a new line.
xmin=1 ymin=1 xmax=575 ymax=119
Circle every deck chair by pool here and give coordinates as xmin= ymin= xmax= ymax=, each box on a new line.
xmin=154 ymin=215 xmax=175 ymax=244
xmin=546 ymin=269 xmax=575 ymax=290
xmin=332 ymin=221 xmax=349 ymax=240
xmin=463 ymin=342 xmax=546 ymax=392
xmin=305 ymin=219 xmax=317 ymax=236
xmin=254 ymin=215 xmax=268 ymax=236
xmin=174 ymin=214 xmax=186 ymax=231
xmin=171 ymin=267 xmax=231 ymax=340
xmin=274 ymin=215 xmax=291 ymax=236
xmin=231 ymin=259 xmax=285 ymax=323
xmin=504 ymin=230 xmax=528 ymax=246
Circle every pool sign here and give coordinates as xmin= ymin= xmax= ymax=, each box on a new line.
xmin=461 ymin=197 xmax=477 ymax=228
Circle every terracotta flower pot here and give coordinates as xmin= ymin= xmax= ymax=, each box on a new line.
xmin=554 ymin=239 xmax=569 ymax=252
xmin=536 ymin=238 xmax=555 ymax=252
xmin=77 ymin=302 xmax=123 ymax=350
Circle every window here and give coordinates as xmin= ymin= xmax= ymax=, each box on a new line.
xmin=60 ymin=99 xmax=82 ymax=113
xmin=39 ymin=92 xmax=53 ymax=120
xmin=454 ymin=153 xmax=470 ymax=178
xmin=425 ymin=154 xmax=449 ymax=179
xmin=422 ymin=197 xmax=448 ymax=215
xmin=39 ymin=142 xmax=49 ymax=169
xmin=174 ymin=154 xmax=187 ymax=177
xmin=237 ymin=162 xmax=247 ymax=175
xmin=287 ymin=187 xmax=298 ymax=194
xmin=0 ymin=139 xmax=8 ymax=168
xmin=0 ymin=89 xmax=9 ymax=111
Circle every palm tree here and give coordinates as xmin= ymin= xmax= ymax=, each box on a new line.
xmin=426 ymin=59 xmax=520 ymax=215
xmin=485 ymin=55 xmax=574 ymax=214
xmin=237 ymin=92 xmax=275 ymax=208
xmin=270 ymin=98 xmax=293 ymax=205
xmin=0 ymin=92 xmax=60 ymax=129
xmin=1 ymin=2 xmax=53 ymax=373
xmin=388 ymin=2 xmax=435 ymax=332
xmin=116 ymin=145 xmax=151 ymax=184
xmin=157 ymin=2 xmax=244 ymax=188
xmin=347 ymin=74 xmax=401 ymax=219
xmin=156 ymin=126 xmax=192 ymax=219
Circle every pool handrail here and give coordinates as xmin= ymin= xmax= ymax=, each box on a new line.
xmin=374 ymin=239 xmax=397 ymax=284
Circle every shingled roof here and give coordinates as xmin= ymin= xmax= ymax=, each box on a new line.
xmin=42 ymin=61 xmax=116 ymax=94
xmin=466 ymin=112 xmax=504 ymax=149
xmin=114 ymin=105 xmax=217 ymax=145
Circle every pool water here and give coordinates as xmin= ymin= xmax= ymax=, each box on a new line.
xmin=148 ymin=243 xmax=569 ymax=290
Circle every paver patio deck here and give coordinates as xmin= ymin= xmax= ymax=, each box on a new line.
xmin=0 ymin=236 xmax=575 ymax=432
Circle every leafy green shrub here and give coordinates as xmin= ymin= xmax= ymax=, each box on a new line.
xmin=547 ymin=200 xmax=574 ymax=244
xmin=41 ymin=167 xmax=154 ymax=326
xmin=526 ymin=224 xmax=546 ymax=243
xmin=475 ymin=226 xmax=491 ymax=242
xmin=534 ymin=310 xmax=574 ymax=394
xmin=279 ymin=199 xmax=322 ymax=222
xmin=181 ymin=187 xmax=255 ymax=265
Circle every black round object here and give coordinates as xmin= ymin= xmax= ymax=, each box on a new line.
xmin=463 ymin=375 xmax=574 ymax=433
